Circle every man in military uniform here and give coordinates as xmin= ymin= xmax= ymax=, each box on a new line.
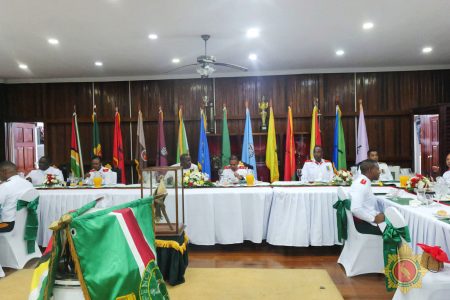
xmin=300 ymin=146 xmax=334 ymax=183
xmin=221 ymin=155 xmax=249 ymax=183
xmin=350 ymin=159 xmax=386 ymax=235
xmin=0 ymin=161 xmax=34 ymax=232
xmin=85 ymin=156 xmax=117 ymax=185
xmin=367 ymin=149 xmax=393 ymax=181
xmin=26 ymin=156 xmax=64 ymax=185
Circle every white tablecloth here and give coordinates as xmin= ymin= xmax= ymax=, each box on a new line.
xmin=37 ymin=187 xmax=273 ymax=247
xmin=378 ymin=188 xmax=450 ymax=255
xmin=266 ymin=186 xmax=340 ymax=246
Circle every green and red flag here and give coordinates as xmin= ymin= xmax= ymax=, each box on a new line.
xmin=176 ymin=107 xmax=189 ymax=163
xmin=29 ymin=197 xmax=168 ymax=300
xmin=113 ymin=110 xmax=126 ymax=183
xmin=92 ymin=105 xmax=102 ymax=157
xmin=71 ymin=111 xmax=84 ymax=178
xmin=284 ymin=106 xmax=296 ymax=180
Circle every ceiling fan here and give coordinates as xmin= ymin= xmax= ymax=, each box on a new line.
xmin=169 ymin=34 xmax=248 ymax=78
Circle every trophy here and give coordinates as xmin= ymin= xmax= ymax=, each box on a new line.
xmin=202 ymin=95 xmax=215 ymax=133
xmin=258 ymin=98 xmax=269 ymax=131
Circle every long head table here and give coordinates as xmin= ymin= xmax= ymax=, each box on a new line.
xmin=35 ymin=184 xmax=450 ymax=255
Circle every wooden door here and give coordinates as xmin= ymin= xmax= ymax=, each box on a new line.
xmin=13 ymin=123 xmax=36 ymax=174
xmin=420 ymin=115 xmax=439 ymax=177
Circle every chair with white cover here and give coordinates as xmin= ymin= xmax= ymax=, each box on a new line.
xmin=336 ymin=187 xmax=385 ymax=277
xmin=0 ymin=188 xmax=42 ymax=269
xmin=0 ymin=264 xmax=4 ymax=278
xmin=389 ymin=166 xmax=400 ymax=181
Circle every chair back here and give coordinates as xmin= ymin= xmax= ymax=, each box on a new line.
xmin=389 ymin=166 xmax=400 ymax=181
xmin=20 ymin=188 xmax=39 ymax=202
xmin=337 ymin=186 xmax=349 ymax=202
xmin=12 ymin=188 xmax=39 ymax=239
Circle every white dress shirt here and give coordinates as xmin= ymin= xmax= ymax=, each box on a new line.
xmin=301 ymin=159 xmax=334 ymax=183
xmin=350 ymin=174 xmax=384 ymax=226
xmin=85 ymin=166 xmax=117 ymax=185
xmin=26 ymin=166 xmax=64 ymax=185
xmin=0 ymin=175 xmax=34 ymax=222
xmin=443 ymin=170 xmax=450 ymax=184
xmin=221 ymin=166 xmax=249 ymax=183
xmin=378 ymin=162 xmax=393 ymax=181
xmin=165 ymin=163 xmax=199 ymax=185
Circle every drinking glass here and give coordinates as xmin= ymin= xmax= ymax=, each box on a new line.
xmin=246 ymin=170 xmax=255 ymax=186
xmin=92 ymin=172 xmax=103 ymax=188
xmin=296 ymin=169 xmax=302 ymax=181
xmin=399 ymin=175 xmax=410 ymax=188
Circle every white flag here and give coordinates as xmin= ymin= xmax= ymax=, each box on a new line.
xmin=356 ymin=102 xmax=369 ymax=164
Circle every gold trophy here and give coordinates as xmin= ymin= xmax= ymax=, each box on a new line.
xmin=258 ymin=98 xmax=269 ymax=131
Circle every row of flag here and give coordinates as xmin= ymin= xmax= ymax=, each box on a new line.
xmin=70 ymin=101 xmax=370 ymax=183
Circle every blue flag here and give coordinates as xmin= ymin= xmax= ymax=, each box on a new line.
xmin=197 ymin=111 xmax=211 ymax=177
xmin=241 ymin=108 xmax=258 ymax=178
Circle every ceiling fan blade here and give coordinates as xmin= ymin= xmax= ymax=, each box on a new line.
xmin=164 ymin=63 xmax=199 ymax=74
xmin=212 ymin=62 xmax=248 ymax=72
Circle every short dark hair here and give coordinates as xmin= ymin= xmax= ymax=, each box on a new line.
xmin=314 ymin=146 xmax=322 ymax=152
xmin=0 ymin=160 xmax=17 ymax=171
xmin=359 ymin=159 xmax=378 ymax=175
xmin=180 ymin=153 xmax=190 ymax=161
xmin=39 ymin=156 xmax=51 ymax=163
xmin=367 ymin=149 xmax=377 ymax=156
xmin=91 ymin=155 xmax=102 ymax=162
xmin=230 ymin=155 xmax=239 ymax=161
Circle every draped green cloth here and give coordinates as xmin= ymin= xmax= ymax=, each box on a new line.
xmin=156 ymin=232 xmax=189 ymax=286
xmin=382 ymin=219 xmax=411 ymax=291
xmin=333 ymin=198 xmax=351 ymax=243
xmin=16 ymin=197 xmax=39 ymax=254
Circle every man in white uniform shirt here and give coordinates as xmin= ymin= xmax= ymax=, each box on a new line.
xmin=301 ymin=146 xmax=334 ymax=183
xmin=432 ymin=153 xmax=450 ymax=184
xmin=166 ymin=154 xmax=199 ymax=185
xmin=26 ymin=156 xmax=64 ymax=185
xmin=85 ymin=156 xmax=117 ymax=185
xmin=367 ymin=150 xmax=393 ymax=181
xmin=350 ymin=159 xmax=386 ymax=235
xmin=0 ymin=161 xmax=34 ymax=232
xmin=221 ymin=155 xmax=249 ymax=183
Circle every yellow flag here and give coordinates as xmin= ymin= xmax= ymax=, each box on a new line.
xmin=265 ymin=106 xmax=279 ymax=182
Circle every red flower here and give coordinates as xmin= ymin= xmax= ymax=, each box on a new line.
xmin=188 ymin=182 xmax=193 ymax=187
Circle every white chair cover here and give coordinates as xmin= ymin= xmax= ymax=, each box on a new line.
xmin=0 ymin=263 xmax=4 ymax=278
xmin=0 ymin=188 xmax=42 ymax=269
xmin=53 ymin=279 xmax=84 ymax=300
xmin=337 ymin=187 xmax=385 ymax=276
xmin=393 ymin=265 xmax=450 ymax=300
xmin=389 ymin=166 xmax=400 ymax=181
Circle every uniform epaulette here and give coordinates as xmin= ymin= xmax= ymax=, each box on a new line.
xmin=102 ymin=168 xmax=110 ymax=172
xmin=304 ymin=160 xmax=313 ymax=163
xmin=360 ymin=179 xmax=367 ymax=185
xmin=324 ymin=160 xmax=331 ymax=163
xmin=224 ymin=166 xmax=231 ymax=169
xmin=238 ymin=165 xmax=247 ymax=169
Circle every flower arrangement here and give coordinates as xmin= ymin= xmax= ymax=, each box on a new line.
xmin=44 ymin=174 xmax=61 ymax=187
xmin=406 ymin=174 xmax=430 ymax=191
xmin=331 ymin=170 xmax=353 ymax=185
xmin=183 ymin=170 xmax=214 ymax=188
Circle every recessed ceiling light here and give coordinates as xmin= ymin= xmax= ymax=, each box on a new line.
xmin=18 ymin=64 xmax=28 ymax=69
xmin=362 ymin=22 xmax=374 ymax=30
xmin=422 ymin=47 xmax=433 ymax=53
xmin=148 ymin=34 xmax=158 ymax=40
xmin=48 ymin=38 xmax=59 ymax=45
xmin=246 ymin=28 xmax=260 ymax=38
xmin=95 ymin=61 xmax=103 ymax=66
xmin=248 ymin=53 xmax=257 ymax=61
xmin=336 ymin=50 xmax=345 ymax=56
xmin=172 ymin=58 xmax=180 ymax=63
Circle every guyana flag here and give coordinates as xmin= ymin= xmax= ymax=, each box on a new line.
xmin=71 ymin=112 xmax=84 ymax=178
xmin=29 ymin=197 xmax=169 ymax=300
xmin=176 ymin=107 xmax=189 ymax=163
xmin=92 ymin=107 xmax=102 ymax=157
xmin=332 ymin=105 xmax=347 ymax=170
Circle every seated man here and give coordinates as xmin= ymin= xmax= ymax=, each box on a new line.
xmin=221 ymin=155 xmax=249 ymax=183
xmin=165 ymin=154 xmax=199 ymax=185
xmin=367 ymin=149 xmax=393 ymax=181
xmin=84 ymin=156 xmax=117 ymax=185
xmin=431 ymin=153 xmax=450 ymax=184
xmin=350 ymin=159 xmax=386 ymax=235
xmin=0 ymin=161 xmax=33 ymax=232
xmin=301 ymin=146 xmax=334 ymax=183
xmin=26 ymin=156 xmax=64 ymax=185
